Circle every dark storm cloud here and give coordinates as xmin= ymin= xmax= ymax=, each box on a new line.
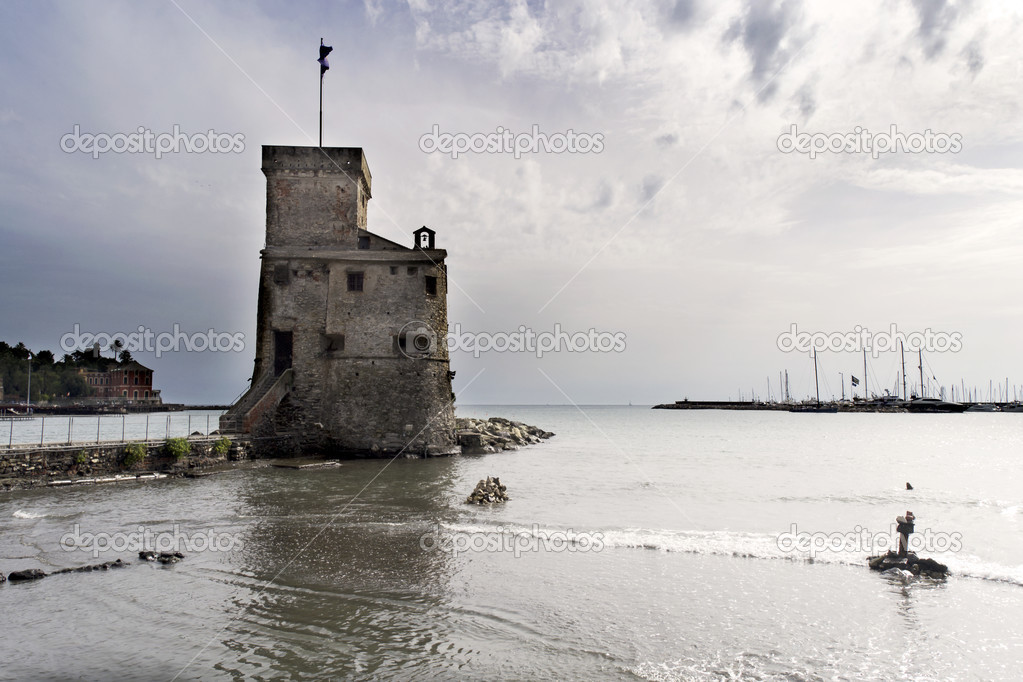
xmin=961 ymin=38 xmax=984 ymax=76
xmin=793 ymin=81 xmax=815 ymax=120
xmin=723 ymin=0 xmax=806 ymax=102
xmin=569 ymin=180 xmax=614 ymax=213
xmin=640 ymin=175 xmax=666 ymax=203
xmin=664 ymin=0 xmax=698 ymax=29
xmin=910 ymin=0 xmax=964 ymax=59
xmin=655 ymin=133 xmax=679 ymax=148
xmin=592 ymin=181 xmax=614 ymax=210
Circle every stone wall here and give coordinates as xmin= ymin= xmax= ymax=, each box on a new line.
xmin=0 ymin=437 xmax=251 ymax=491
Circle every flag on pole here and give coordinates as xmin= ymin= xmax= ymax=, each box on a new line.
xmin=318 ymin=39 xmax=333 ymax=75
xmin=851 ymin=375 xmax=860 ymax=387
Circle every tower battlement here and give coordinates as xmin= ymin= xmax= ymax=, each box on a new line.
xmin=262 ymin=146 xmax=372 ymax=249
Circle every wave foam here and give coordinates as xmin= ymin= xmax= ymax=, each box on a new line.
xmin=441 ymin=521 xmax=1023 ymax=586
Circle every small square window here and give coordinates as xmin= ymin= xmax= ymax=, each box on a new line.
xmin=407 ymin=266 xmax=418 ymax=276
xmin=390 ymin=266 xmax=398 ymax=275
xmin=273 ymin=263 xmax=290 ymax=284
xmin=321 ymin=334 xmax=345 ymax=352
xmin=347 ymin=272 xmax=364 ymax=291
xmin=358 ymin=236 xmax=370 ymax=249
xmin=425 ymin=275 xmax=437 ymax=296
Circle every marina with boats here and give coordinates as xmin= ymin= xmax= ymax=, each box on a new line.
xmin=655 ymin=343 xmax=1023 ymax=413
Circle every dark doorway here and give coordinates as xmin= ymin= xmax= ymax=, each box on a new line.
xmin=273 ymin=330 xmax=293 ymax=375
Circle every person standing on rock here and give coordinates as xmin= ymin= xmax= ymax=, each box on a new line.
xmin=896 ymin=511 xmax=915 ymax=557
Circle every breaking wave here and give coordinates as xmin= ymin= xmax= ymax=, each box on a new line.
xmin=439 ymin=521 xmax=1023 ymax=586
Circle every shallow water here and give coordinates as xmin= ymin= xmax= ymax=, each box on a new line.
xmin=1 ymin=406 xmax=1022 ymax=680
xmin=1 ymin=410 xmax=224 ymax=447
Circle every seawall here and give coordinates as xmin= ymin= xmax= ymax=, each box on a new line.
xmin=0 ymin=436 xmax=254 ymax=492
xmin=0 ymin=417 xmax=555 ymax=491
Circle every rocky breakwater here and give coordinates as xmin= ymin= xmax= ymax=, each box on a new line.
xmin=456 ymin=417 xmax=554 ymax=454
xmin=465 ymin=476 xmax=509 ymax=505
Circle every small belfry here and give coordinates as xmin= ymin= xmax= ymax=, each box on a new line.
xmin=221 ymin=145 xmax=458 ymax=456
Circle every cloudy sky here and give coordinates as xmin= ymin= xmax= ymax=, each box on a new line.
xmin=1 ymin=0 xmax=1021 ymax=405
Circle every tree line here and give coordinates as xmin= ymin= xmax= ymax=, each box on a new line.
xmin=0 ymin=341 xmax=138 ymax=402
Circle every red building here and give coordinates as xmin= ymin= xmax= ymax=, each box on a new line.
xmin=80 ymin=362 xmax=160 ymax=402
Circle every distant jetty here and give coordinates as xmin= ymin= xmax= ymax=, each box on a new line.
xmin=652 ymin=399 xmax=898 ymax=412
xmin=653 ymin=399 xmax=1023 ymax=413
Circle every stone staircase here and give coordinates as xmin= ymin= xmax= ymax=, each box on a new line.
xmin=219 ymin=369 xmax=293 ymax=434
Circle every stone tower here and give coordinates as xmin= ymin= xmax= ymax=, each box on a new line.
xmin=221 ymin=145 xmax=458 ymax=456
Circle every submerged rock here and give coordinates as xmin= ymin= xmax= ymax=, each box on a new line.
xmin=49 ymin=558 xmax=130 ymax=575
xmin=7 ymin=568 xmax=46 ymax=582
xmin=139 ymin=551 xmax=185 ymax=564
xmin=881 ymin=567 xmax=916 ymax=583
xmin=465 ymin=476 xmax=509 ymax=504
xmin=868 ymin=552 xmax=949 ymax=578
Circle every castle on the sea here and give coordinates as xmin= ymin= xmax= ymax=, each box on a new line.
xmin=221 ymin=146 xmax=458 ymax=456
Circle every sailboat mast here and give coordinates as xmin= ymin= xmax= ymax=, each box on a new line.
xmin=814 ymin=351 xmax=821 ymax=406
xmin=901 ymin=342 xmax=907 ymax=400
xmin=863 ymin=349 xmax=868 ymax=401
xmin=918 ymin=350 xmax=925 ymax=399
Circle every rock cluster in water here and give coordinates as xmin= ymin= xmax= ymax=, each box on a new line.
xmin=868 ymin=552 xmax=949 ymax=578
xmin=139 ymin=551 xmax=185 ymax=564
xmin=466 ymin=476 xmax=509 ymax=504
xmin=5 ymin=558 xmax=131 ymax=583
xmin=4 ymin=552 xmax=187 ymax=584
xmin=456 ymin=417 xmax=554 ymax=454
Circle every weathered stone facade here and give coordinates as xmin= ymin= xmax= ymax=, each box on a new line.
xmin=223 ymin=146 xmax=458 ymax=456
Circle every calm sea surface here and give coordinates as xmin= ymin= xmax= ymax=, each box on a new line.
xmin=1 ymin=406 xmax=1022 ymax=680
